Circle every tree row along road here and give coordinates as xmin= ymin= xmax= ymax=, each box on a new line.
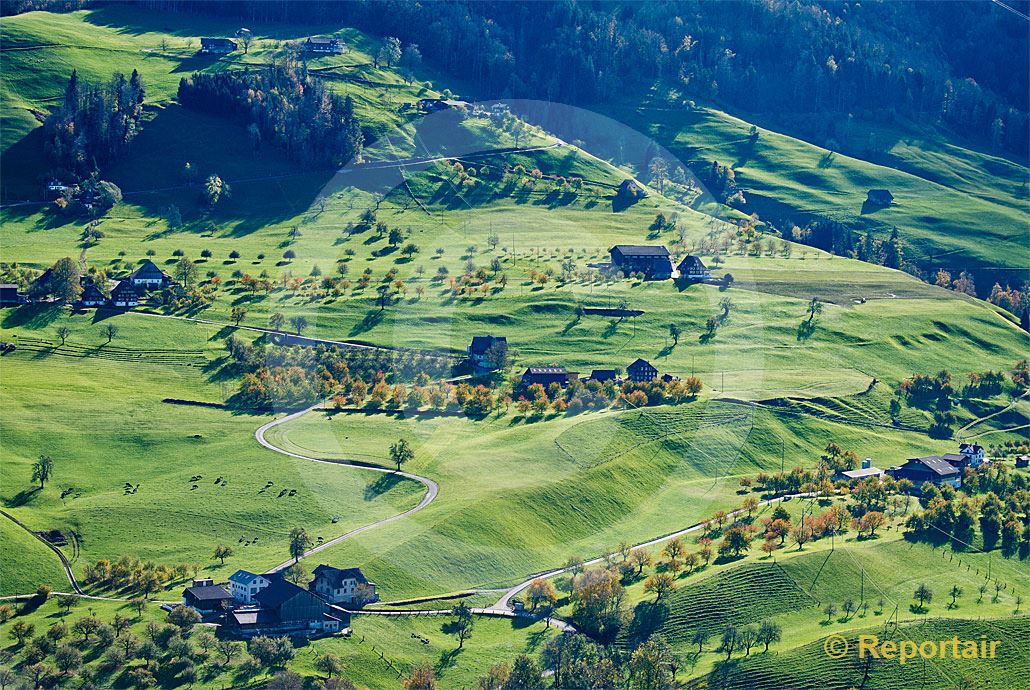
xmin=487 ymin=492 xmax=814 ymax=612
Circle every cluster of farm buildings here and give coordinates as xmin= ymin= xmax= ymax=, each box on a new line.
xmin=179 ymin=564 xmax=376 ymax=639
xmin=469 ymin=334 xmax=671 ymax=390
xmin=834 ymin=443 xmax=989 ymax=489
xmin=200 ymin=35 xmax=345 ymax=55
xmin=608 ymin=245 xmax=711 ymax=281
xmin=1 ymin=259 xmax=174 ymax=309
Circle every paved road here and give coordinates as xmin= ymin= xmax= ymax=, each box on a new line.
xmin=330 ymin=603 xmax=576 ymax=632
xmin=488 ymin=492 xmax=815 ymax=612
xmin=254 ymin=404 xmax=440 ymax=573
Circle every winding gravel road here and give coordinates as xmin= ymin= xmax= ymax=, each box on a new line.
xmin=254 ymin=404 xmax=440 ymax=573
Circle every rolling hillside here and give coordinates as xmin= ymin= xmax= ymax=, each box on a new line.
xmin=0 ymin=6 xmax=1027 ymax=690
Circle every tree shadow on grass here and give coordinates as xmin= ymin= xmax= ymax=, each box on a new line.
xmin=364 ymin=473 xmax=404 ymax=501
xmin=624 ymin=600 xmax=670 ymax=648
xmin=5 ymin=487 xmax=41 ymax=508
xmin=796 ymin=319 xmax=816 ymax=341
xmin=349 ymin=309 xmax=384 ymax=336
xmin=1 ymin=304 xmax=63 ymax=329
xmin=435 ymin=646 xmax=463 ymax=674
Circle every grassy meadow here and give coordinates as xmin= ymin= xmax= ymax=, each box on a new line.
xmin=605 ymin=90 xmax=1029 ymax=282
xmin=0 ymin=346 xmax=424 ymax=595
xmin=261 ymin=396 xmax=1007 ymax=601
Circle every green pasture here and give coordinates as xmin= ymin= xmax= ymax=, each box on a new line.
xmin=606 ymin=94 xmax=1029 ymax=278
xmin=0 ymin=519 xmax=68 ymax=597
xmin=263 ymin=398 xmax=975 ymax=600
xmin=0 ymin=349 xmax=423 ymax=589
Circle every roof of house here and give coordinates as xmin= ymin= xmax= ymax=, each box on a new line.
xmin=229 ymin=570 xmax=266 ymax=585
xmin=312 ymin=564 xmax=369 ymax=586
xmin=524 ymin=366 xmax=567 ymax=376
xmin=201 ymin=37 xmax=236 ymax=45
xmin=0 ymin=284 xmax=19 ymax=290
xmin=589 ymin=369 xmax=618 ymax=380
xmin=469 ymin=335 xmax=506 ymax=356
xmin=307 ymin=36 xmax=341 ymax=44
xmin=32 ymin=268 xmax=53 ymax=286
xmin=610 ymin=245 xmax=671 ymax=257
xmin=959 ymin=443 xmax=984 ymax=453
xmin=231 ymin=608 xmax=278 ymax=626
xmin=80 ymin=283 xmax=106 ymax=301
xmin=618 ymin=179 xmax=646 ymax=192
xmin=627 ymin=358 xmax=656 ymax=371
xmin=677 ymin=255 xmax=707 ymax=271
xmin=111 ymin=280 xmax=138 ymax=296
xmin=128 ymin=259 xmax=168 ymax=281
xmin=941 ymin=453 xmax=968 ymax=465
xmin=838 ymin=467 xmax=884 ymax=479
xmin=184 ymin=584 xmax=232 ymax=601
xmin=904 ymin=456 xmax=960 ymax=476
xmin=255 ymin=577 xmax=315 ymax=610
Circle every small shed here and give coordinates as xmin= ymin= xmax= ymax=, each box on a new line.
xmin=866 ymin=189 xmax=894 ymax=206
xmin=617 ymin=179 xmax=648 ymax=199
xmin=183 ymin=582 xmax=233 ymax=613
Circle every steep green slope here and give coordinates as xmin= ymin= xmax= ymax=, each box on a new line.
xmin=604 ymin=94 xmax=1029 ymax=283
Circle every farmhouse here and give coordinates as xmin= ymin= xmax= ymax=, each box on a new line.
xmin=418 ymin=98 xmax=470 ymax=113
xmin=610 ymin=245 xmax=674 ymax=279
xmin=30 ymin=268 xmax=54 ymax=296
xmin=229 ymin=570 xmax=273 ymax=604
xmin=833 ymin=458 xmax=885 ymax=482
xmin=617 ymin=179 xmax=648 ymax=198
xmin=304 ymin=36 xmax=345 ymax=53
xmin=468 ymin=335 xmax=507 ymax=371
xmin=309 ymin=565 xmax=377 ymax=605
xmin=957 ymin=443 xmax=986 ymax=467
xmin=182 ymin=579 xmax=233 ymax=614
xmin=677 ymin=255 xmax=710 ymax=280
xmin=887 ymin=456 xmax=962 ymax=488
xmin=866 ymin=188 xmax=894 ymax=206
xmin=200 ymin=37 xmax=237 ymax=54
xmin=79 ymin=281 xmax=108 ymax=308
xmin=520 ymin=366 xmax=577 ymax=389
xmin=588 ymin=369 xmax=619 ymax=383
xmin=127 ymin=259 xmax=171 ymax=290
xmin=228 ymin=577 xmax=341 ymax=638
xmin=0 ymin=284 xmax=25 ymax=306
xmin=1016 ymin=456 xmax=1029 ymax=468
xmin=626 ymin=358 xmax=659 ymax=383
xmin=110 ymin=280 xmax=139 ymax=308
